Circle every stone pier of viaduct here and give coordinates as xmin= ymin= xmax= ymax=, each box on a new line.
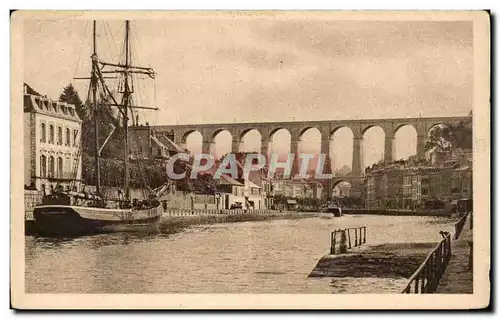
xmin=146 ymin=116 xmax=468 ymax=177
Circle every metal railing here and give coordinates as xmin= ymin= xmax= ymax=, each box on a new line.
xmin=330 ymin=226 xmax=367 ymax=255
xmin=454 ymin=212 xmax=471 ymax=239
xmin=402 ymin=232 xmax=452 ymax=293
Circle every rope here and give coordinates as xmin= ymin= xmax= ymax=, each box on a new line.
xmin=135 ymin=149 xmax=152 ymax=197
xmin=72 ymin=21 xmax=90 ymax=82
xmin=70 ymin=136 xmax=83 ymax=191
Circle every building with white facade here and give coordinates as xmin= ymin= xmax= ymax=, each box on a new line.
xmin=23 ymin=83 xmax=83 ymax=194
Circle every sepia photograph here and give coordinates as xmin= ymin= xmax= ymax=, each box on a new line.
xmin=10 ymin=10 xmax=490 ymax=309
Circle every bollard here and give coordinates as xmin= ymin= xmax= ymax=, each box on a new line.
xmin=338 ymin=230 xmax=348 ymax=254
xmin=354 ymin=228 xmax=358 ymax=247
xmin=347 ymin=229 xmax=352 ymax=249
xmin=330 ymin=231 xmax=336 ymax=255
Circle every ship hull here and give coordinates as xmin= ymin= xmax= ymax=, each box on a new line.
xmin=32 ymin=204 xmax=162 ymax=236
xmin=327 ymin=207 xmax=343 ymax=217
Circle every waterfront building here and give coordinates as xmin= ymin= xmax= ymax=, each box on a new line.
xmin=129 ymin=125 xmax=183 ymax=160
xmin=364 ymin=149 xmax=472 ymax=210
xmin=262 ymin=178 xmax=324 ymax=210
xmin=23 ymin=83 xmax=82 ymax=194
xmin=215 ymin=174 xmax=264 ymax=210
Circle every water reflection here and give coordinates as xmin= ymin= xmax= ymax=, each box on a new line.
xmin=25 ymin=215 xmax=455 ymax=294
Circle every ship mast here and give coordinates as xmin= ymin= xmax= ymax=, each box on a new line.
xmin=122 ymin=20 xmax=131 ymax=200
xmin=91 ymin=21 xmax=101 ymax=195
xmin=77 ymin=20 xmax=157 ymax=202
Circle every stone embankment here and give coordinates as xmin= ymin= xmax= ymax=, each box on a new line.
xmin=344 ymin=208 xmax=450 ymax=217
xmin=309 ymin=242 xmax=436 ymax=279
xmin=158 ymin=210 xmax=319 ymax=233
xmin=25 ymin=208 xmax=320 ymax=235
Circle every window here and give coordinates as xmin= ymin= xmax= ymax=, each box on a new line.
xmin=73 ymin=129 xmax=78 ymax=146
xmin=49 ymin=125 xmax=54 ymax=143
xmin=40 ymin=155 xmax=46 ymax=177
xmin=57 ymin=157 xmax=63 ymax=178
xmin=48 ymin=156 xmax=55 ymax=177
xmin=57 ymin=126 xmax=62 ymax=145
xmin=40 ymin=123 xmax=46 ymax=142
xmin=66 ymin=128 xmax=70 ymax=145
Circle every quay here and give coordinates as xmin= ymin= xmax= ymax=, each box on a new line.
xmin=24 ymin=208 xmax=320 ymax=235
xmin=309 ymin=226 xmax=436 ymax=279
xmin=343 ymin=208 xmax=451 ymax=217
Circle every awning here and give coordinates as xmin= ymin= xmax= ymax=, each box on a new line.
xmin=287 ymin=199 xmax=297 ymax=204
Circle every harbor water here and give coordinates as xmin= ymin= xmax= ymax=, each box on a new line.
xmin=25 ymin=214 xmax=455 ymax=293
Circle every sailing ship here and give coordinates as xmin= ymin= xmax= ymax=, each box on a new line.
xmin=32 ymin=21 xmax=163 ymax=236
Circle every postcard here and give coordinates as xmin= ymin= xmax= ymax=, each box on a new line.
xmin=11 ymin=10 xmax=490 ymax=309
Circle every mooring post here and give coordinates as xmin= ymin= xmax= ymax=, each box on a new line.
xmin=339 ymin=230 xmax=348 ymax=254
xmin=347 ymin=228 xmax=351 ymax=249
xmin=358 ymin=227 xmax=362 ymax=246
xmin=363 ymin=226 xmax=366 ymax=243
xmin=330 ymin=231 xmax=336 ymax=255
xmin=354 ymin=228 xmax=358 ymax=247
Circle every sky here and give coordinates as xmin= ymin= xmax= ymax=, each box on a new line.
xmin=23 ymin=16 xmax=473 ymax=170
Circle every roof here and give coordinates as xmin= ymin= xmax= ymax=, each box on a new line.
xmin=151 ymin=133 xmax=185 ymax=153
xmin=246 ymin=180 xmax=261 ymax=189
xmin=24 ymin=93 xmax=81 ymax=123
xmin=218 ymin=174 xmax=244 ymax=186
xmin=24 ymin=83 xmax=41 ymax=96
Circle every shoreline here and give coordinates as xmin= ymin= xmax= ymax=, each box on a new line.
xmin=158 ymin=211 xmax=321 ymax=233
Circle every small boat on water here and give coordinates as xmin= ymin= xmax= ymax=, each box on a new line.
xmin=326 ymin=202 xmax=343 ymax=217
xmin=32 ymin=21 xmax=163 ymax=236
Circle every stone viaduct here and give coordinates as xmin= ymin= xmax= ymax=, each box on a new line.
xmin=151 ymin=116 xmax=469 ymax=177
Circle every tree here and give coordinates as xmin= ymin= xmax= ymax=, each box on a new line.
xmin=425 ymin=113 xmax=473 ymax=152
xmin=59 ymin=83 xmax=84 ymax=119
xmin=425 ymin=125 xmax=455 ymax=151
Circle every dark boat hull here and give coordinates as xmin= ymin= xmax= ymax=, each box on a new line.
xmin=327 ymin=207 xmax=343 ymax=217
xmin=32 ymin=204 xmax=162 ymax=236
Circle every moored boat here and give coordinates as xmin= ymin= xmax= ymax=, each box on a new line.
xmin=33 ymin=20 xmax=163 ymax=236
xmin=326 ymin=202 xmax=343 ymax=217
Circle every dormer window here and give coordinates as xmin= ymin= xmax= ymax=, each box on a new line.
xmin=35 ymin=98 xmax=43 ymax=110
